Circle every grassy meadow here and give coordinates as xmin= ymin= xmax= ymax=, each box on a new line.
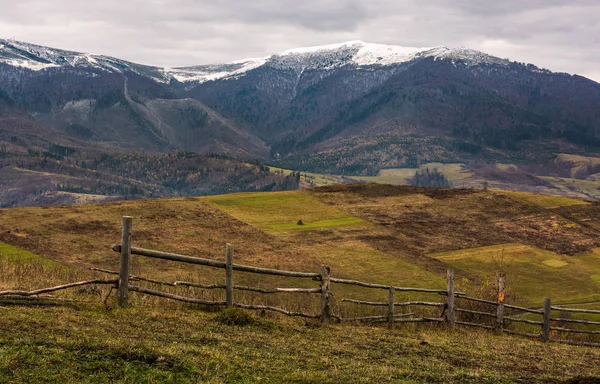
xmin=500 ymin=190 xmax=590 ymax=209
xmin=354 ymin=163 xmax=476 ymax=187
xmin=430 ymin=243 xmax=600 ymax=306
xmin=2 ymin=186 xmax=600 ymax=305
xmin=2 ymin=185 xmax=600 ymax=382
xmin=2 ymin=303 xmax=600 ymax=383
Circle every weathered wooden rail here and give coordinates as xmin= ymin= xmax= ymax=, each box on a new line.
xmin=0 ymin=278 xmax=117 ymax=307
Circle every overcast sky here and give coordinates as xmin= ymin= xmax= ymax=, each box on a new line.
xmin=1 ymin=0 xmax=598 ymax=82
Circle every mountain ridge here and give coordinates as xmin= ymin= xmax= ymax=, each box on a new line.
xmin=1 ymin=38 xmax=564 ymax=85
xmin=2 ymin=38 xmax=600 ymax=207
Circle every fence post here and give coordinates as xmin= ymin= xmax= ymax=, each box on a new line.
xmin=320 ymin=265 xmax=331 ymax=324
xmin=542 ymin=297 xmax=551 ymax=342
xmin=446 ymin=269 xmax=455 ymax=330
xmin=226 ymin=244 xmax=233 ymax=307
xmin=388 ymin=286 xmax=395 ymax=329
xmin=118 ymin=216 xmax=132 ymax=306
xmin=495 ymin=273 xmax=505 ymax=333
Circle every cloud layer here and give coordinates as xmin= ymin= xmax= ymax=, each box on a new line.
xmin=0 ymin=0 xmax=598 ymax=81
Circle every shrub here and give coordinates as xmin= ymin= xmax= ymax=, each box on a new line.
xmin=214 ymin=307 xmax=256 ymax=326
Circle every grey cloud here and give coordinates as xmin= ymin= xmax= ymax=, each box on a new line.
xmin=0 ymin=0 xmax=598 ymax=82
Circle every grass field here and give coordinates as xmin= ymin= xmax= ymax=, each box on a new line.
xmin=205 ymin=191 xmax=367 ymax=232
xmin=540 ymin=176 xmax=600 ymax=200
xmin=2 ymin=185 xmax=600 ymax=382
xmin=0 ymin=241 xmax=62 ymax=267
xmin=353 ymin=163 xmax=476 ymax=187
xmin=498 ymin=190 xmax=589 ymax=208
xmin=1 ymin=186 xmax=599 ymax=306
xmin=555 ymin=154 xmax=600 ymax=178
xmin=2 ymin=305 xmax=600 ymax=383
xmin=430 ymin=243 xmax=600 ymax=306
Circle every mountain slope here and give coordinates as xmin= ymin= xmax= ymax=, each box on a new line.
xmin=2 ymin=39 xmax=600 ymax=179
xmin=0 ymin=40 xmax=267 ymax=157
xmin=180 ymin=42 xmax=600 ymax=174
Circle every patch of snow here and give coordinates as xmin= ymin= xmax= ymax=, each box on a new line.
xmin=352 ymin=43 xmax=434 ymax=66
xmin=7 ymin=59 xmax=59 ymax=71
xmin=165 ymin=57 xmax=267 ymax=84
xmin=280 ymin=40 xmax=364 ymax=55
xmin=426 ymin=46 xmax=510 ymax=66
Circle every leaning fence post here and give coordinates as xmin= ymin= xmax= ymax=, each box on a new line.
xmin=388 ymin=286 xmax=395 ymax=329
xmin=446 ymin=269 xmax=455 ymax=330
xmin=495 ymin=273 xmax=506 ymax=333
xmin=118 ymin=216 xmax=132 ymax=306
xmin=320 ymin=265 xmax=331 ymax=324
xmin=226 ymin=244 xmax=233 ymax=307
xmin=542 ymin=297 xmax=551 ymax=342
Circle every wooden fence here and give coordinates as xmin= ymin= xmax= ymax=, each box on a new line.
xmin=2 ymin=216 xmax=600 ymax=348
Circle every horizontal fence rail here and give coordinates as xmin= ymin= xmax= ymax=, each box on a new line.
xmin=0 ymin=279 xmax=117 ymax=297
xmin=330 ymin=277 xmax=465 ymax=295
xmin=111 ymin=245 xmax=321 ymax=279
xmin=551 ymin=306 xmax=600 ymax=315
xmin=128 ymin=286 xmax=227 ymax=306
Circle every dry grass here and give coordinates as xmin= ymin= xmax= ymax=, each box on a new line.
xmin=2 ymin=303 xmax=600 ymax=383
xmin=500 ymin=190 xmax=589 ymax=209
xmin=2 ymin=185 xmax=600 ymax=382
xmin=2 ymin=184 xmax=600 ymax=309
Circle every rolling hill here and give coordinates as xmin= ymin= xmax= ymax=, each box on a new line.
xmin=2 ymin=184 xmax=600 ymax=307
xmin=3 ymin=185 xmax=600 ymax=382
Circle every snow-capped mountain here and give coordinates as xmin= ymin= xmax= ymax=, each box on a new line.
xmin=0 ymin=39 xmax=169 ymax=82
xmin=1 ymin=38 xmax=599 ymax=179
xmin=1 ymin=39 xmax=515 ymax=85
xmin=166 ymin=41 xmax=513 ymax=84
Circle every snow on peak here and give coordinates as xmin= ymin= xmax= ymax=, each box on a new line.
xmin=274 ymin=40 xmax=437 ymax=66
xmin=166 ymin=41 xmax=510 ymax=83
xmin=164 ymin=57 xmax=268 ymax=84
xmin=424 ymin=46 xmax=511 ymax=66
xmin=279 ymin=40 xmax=366 ymax=55
xmin=352 ymin=42 xmax=436 ymax=66
xmin=0 ymin=39 xmax=512 ymax=85
xmin=0 ymin=39 xmax=170 ymax=83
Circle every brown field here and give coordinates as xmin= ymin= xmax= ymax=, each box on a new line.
xmin=2 ymin=184 xmax=600 ymax=307
xmin=3 ymin=184 xmax=600 ymax=382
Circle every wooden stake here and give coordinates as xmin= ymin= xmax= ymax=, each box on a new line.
xmin=118 ymin=216 xmax=132 ymax=306
xmin=446 ymin=269 xmax=455 ymax=330
xmin=320 ymin=265 xmax=331 ymax=324
xmin=542 ymin=297 xmax=551 ymax=342
xmin=226 ymin=244 xmax=233 ymax=307
xmin=388 ymin=286 xmax=395 ymax=329
xmin=495 ymin=273 xmax=505 ymax=333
